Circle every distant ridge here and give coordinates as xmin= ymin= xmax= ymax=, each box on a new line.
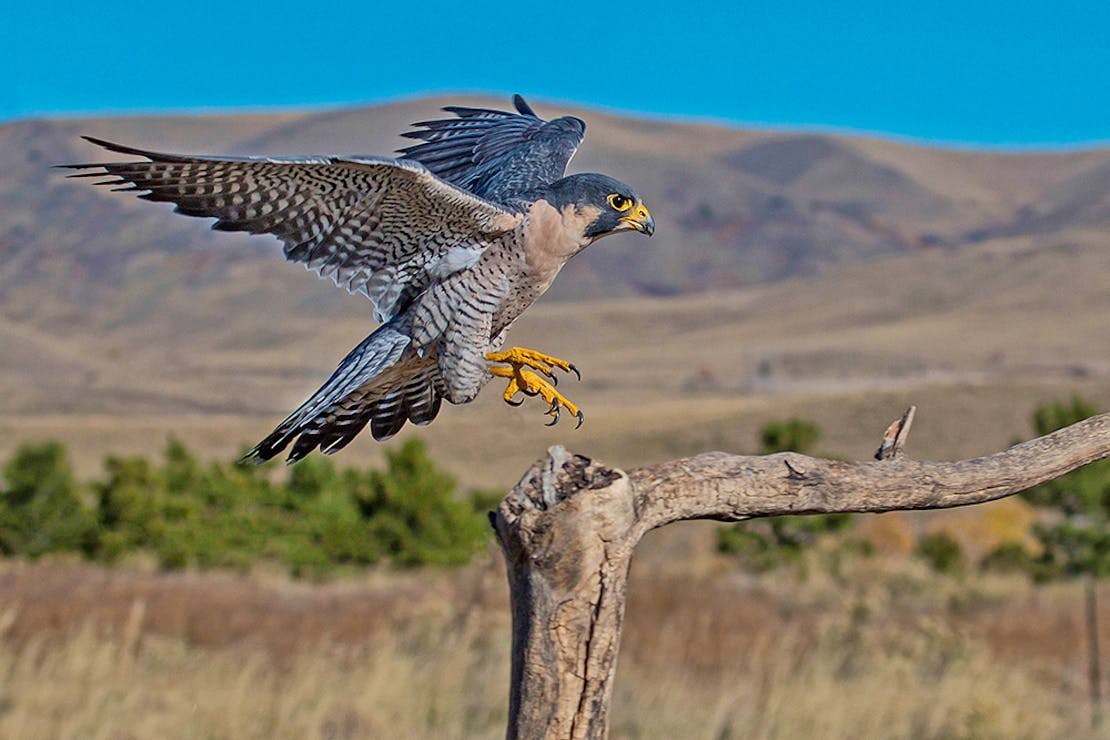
xmin=3 ymin=95 xmax=1107 ymax=312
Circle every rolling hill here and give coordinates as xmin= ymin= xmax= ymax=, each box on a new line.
xmin=4 ymin=96 xmax=1108 ymax=307
xmin=1 ymin=96 xmax=1108 ymax=487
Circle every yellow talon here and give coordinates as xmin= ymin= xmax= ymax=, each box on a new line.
xmin=489 ymin=365 xmax=525 ymax=406
xmin=487 ymin=348 xmax=584 ymax=428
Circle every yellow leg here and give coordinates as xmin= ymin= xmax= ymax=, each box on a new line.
xmin=487 ymin=350 xmax=584 ymax=428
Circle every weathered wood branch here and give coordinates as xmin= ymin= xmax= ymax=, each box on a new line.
xmin=491 ymin=411 xmax=1110 ymax=740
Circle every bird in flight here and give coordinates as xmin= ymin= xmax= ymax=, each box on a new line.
xmin=63 ymin=95 xmax=655 ymax=462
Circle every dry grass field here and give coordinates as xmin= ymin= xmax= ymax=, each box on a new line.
xmin=0 ymin=551 xmax=1105 ymax=739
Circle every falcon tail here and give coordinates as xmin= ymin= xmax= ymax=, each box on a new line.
xmin=241 ymin=325 xmax=444 ymax=464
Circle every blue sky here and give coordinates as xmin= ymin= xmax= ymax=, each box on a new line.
xmin=4 ymin=1 xmax=1108 ymax=147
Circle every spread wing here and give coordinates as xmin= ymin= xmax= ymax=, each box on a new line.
xmin=63 ymin=137 xmax=521 ymax=322
xmin=397 ymin=94 xmax=585 ymax=203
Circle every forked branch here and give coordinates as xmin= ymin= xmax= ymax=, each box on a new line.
xmin=491 ymin=410 xmax=1110 ymax=739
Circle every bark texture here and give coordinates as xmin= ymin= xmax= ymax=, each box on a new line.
xmin=491 ymin=412 xmax=1110 ymax=739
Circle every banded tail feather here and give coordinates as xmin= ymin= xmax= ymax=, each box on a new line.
xmin=241 ymin=326 xmax=446 ymax=464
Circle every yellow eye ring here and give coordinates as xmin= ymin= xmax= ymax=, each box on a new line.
xmin=607 ymin=193 xmax=633 ymax=212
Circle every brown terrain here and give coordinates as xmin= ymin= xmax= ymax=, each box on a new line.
xmin=1 ymin=97 xmax=1108 ymax=738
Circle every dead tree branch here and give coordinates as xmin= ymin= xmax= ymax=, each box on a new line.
xmin=491 ymin=411 xmax=1110 ymax=739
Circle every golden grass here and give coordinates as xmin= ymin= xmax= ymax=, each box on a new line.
xmin=615 ymin=622 xmax=1087 ymax=740
xmin=0 ymin=555 xmax=1102 ymax=740
xmin=0 ymin=621 xmax=510 ymax=739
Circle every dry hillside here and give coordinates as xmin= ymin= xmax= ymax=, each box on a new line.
xmin=1 ymin=96 xmax=1108 ymax=485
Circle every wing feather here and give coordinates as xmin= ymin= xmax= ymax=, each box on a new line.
xmin=63 ymin=137 xmax=521 ymax=322
xmin=397 ymin=94 xmax=585 ymax=202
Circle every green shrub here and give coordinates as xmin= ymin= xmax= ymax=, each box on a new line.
xmin=287 ymin=454 xmax=340 ymax=501
xmin=0 ymin=442 xmax=97 ymax=557
xmin=351 ymin=439 xmax=490 ymax=566
xmin=760 ymin=418 xmax=820 ymax=456
xmin=162 ymin=437 xmax=201 ymax=496
xmin=0 ymin=436 xmax=493 ymax=576
xmin=979 ymin=542 xmax=1035 ymax=575
xmin=717 ymin=512 xmax=854 ymax=572
xmin=916 ymin=532 xmax=966 ymax=576
xmin=1021 ymin=397 xmax=1108 ymax=580
xmin=717 ymin=525 xmax=788 ymax=572
xmin=95 ymin=455 xmax=165 ymax=553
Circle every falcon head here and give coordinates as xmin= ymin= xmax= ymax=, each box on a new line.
xmin=546 ymin=173 xmax=655 ymax=240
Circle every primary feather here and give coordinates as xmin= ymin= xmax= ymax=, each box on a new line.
xmin=397 ymin=94 xmax=585 ymax=202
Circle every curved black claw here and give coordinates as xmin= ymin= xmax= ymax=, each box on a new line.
xmin=504 ymin=396 xmax=524 ymax=407
xmin=545 ymin=398 xmax=560 ymax=426
xmin=568 ymin=363 xmax=581 ymax=382
xmin=574 ymin=410 xmax=584 ymax=429
xmin=522 ymin=387 xmax=539 ymax=397
xmin=550 ymin=372 xmax=558 ymax=387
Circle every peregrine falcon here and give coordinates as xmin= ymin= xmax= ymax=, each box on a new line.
xmin=63 ymin=95 xmax=654 ymax=462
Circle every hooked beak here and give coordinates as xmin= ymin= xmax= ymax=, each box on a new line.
xmin=620 ymin=203 xmax=655 ymax=236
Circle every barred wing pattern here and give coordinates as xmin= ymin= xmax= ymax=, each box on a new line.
xmin=64 ymin=138 xmax=521 ymax=322
xmin=398 ymin=94 xmax=585 ymax=202
xmin=61 ymin=99 xmax=581 ymax=462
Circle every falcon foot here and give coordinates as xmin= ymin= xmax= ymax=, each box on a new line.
xmin=485 ymin=347 xmax=580 ymax=383
xmin=487 ymin=347 xmax=584 ymax=428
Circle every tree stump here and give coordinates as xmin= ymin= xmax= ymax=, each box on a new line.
xmin=490 ymin=410 xmax=1110 ymax=739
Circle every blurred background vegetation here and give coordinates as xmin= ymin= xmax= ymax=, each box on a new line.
xmin=3 ymin=399 xmax=1104 ymax=583
xmin=0 ymin=437 xmax=496 ymax=578
xmin=715 ymin=399 xmax=1107 ymax=586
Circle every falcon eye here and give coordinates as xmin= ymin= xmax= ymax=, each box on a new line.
xmin=607 ymin=193 xmax=633 ymax=212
